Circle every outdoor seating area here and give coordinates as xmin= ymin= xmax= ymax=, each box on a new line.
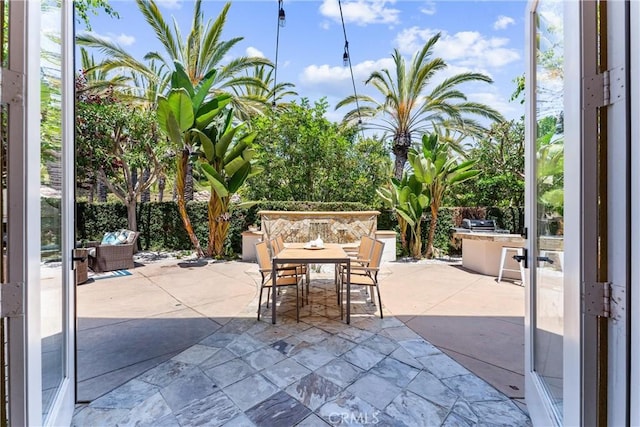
xmin=72 ymin=254 xmax=530 ymax=426
xmin=85 ymin=230 xmax=140 ymax=273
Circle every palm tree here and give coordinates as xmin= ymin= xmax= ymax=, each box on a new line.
xmin=77 ymin=0 xmax=272 ymax=117
xmin=336 ymin=33 xmax=504 ymax=180
xmin=230 ymin=65 xmax=298 ymax=121
xmin=409 ymin=133 xmax=480 ymax=258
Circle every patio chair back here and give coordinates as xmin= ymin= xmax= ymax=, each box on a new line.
xmin=355 ymin=235 xmax=375 ymax=264
xmin=271 ymin=235 xmax=285 ymax=254
xmin=255 ymin=240 xmax=272 ymax=272
xmin=368 ymin=239 xmax=385 ymax=270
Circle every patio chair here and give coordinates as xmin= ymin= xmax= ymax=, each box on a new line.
xmin=86 ymin=231 xmax=140 ymax=273
xmin=271 ymin=236 xmax=309 ymax=300
xmin=338 ymin=235 xmax=375 ymax=275
xmin=255 ymin=240 xmax=303 ymax=322
xmin=351 ymin=235 xmax=376 ymax=267
xmin=340 ymin=238 xmax=385 ymax=319
xmin=336 ymin=235 xmax=375 ymax=299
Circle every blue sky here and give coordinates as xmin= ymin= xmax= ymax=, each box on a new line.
xmin=78 ymin=0 xmax=527 ymax=123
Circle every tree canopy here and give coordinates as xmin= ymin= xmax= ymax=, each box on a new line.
xmin=246 ymin=98 xmax=391 ymax=205
xmin=451 ymin=119 xmax=525 ymax=207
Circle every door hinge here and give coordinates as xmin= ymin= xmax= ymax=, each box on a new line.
xmin=584 ymin=281 xmax=611 ymax=318
xmin=0 ymin=68 xmax=25 ymax=106
xmin=583 ymin=66 xmax=625 ymax=109
xmin=1 ymin=282 xmax=25 ymax=318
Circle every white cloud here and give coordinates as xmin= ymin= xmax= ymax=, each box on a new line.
xmin=86 ymin=31 xmax=136 ymax=47
xmin=493 ymin=15 xmax=515 ymax=30
xmin=468 ymin=91 xmax=523 ymax=120
xmin=300 ymin=57 xmax=394 ymax=87
xmin=394 ymin=27 xmax=520 ymax=70
xmin=155 ymin=0 xmax=182 ymax=10
xmin=246 ymin=46 xmax=265 ymax=58
xmin=298 ymin=57 xmax=394 ymax=101
xmin=115 ymin=33 xmax=135 ymax=46
xmin=319 ymin=0 xmax=400 ymax=26
xmin=420 ymin=1 xmax=436 ymax=16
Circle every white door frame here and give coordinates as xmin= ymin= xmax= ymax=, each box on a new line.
xmin=3 ymin=1 xmax=76 ymax=425
xmin=527 ymin=1 xmax=632 ymax=425
xmin=524 ymin=1 xmax=582 ymax=425
xmin=561 ymin=0 xmax=582 ymax=424
xmin=603 ymin=1 xmax=630 ymax=425
xmin=5 ymin=1 xmax=43 ymax=424
xmin=630 ymin=0 xmax=640 ymax=424
xmin=46 ymin=0 xmax=77 ymax=424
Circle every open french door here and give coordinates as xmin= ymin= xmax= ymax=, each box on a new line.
xmin=525 ymin=0 xmax=631 ymax=425
xmin=1 ymin=0 xmax=76 ymax=425
xmin=524 ymin=1 xmax=575 ymax=424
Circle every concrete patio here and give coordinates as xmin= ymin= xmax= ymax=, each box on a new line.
xmin=72 ymin=255 xmax=529 ymax=426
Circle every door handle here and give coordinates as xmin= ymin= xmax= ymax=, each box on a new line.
xmin=512 ymin=248 xmax=528 ymax=268
xmin=536 ymin=256 xmax=554 ymax=264
xmin=72 ymin=249 xmax=87 ymax=269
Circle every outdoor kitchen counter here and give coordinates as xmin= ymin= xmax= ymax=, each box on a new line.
xmin=453 ymin=232 xmax=525 ymax=278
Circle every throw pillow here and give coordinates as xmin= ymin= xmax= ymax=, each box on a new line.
xmin=101 ymin=232 xmax=118 ymax=245
xmin=125 ymin=230 xmax=137 ymax=244
xmin=116 ymin=230 xmax=129 ymax=244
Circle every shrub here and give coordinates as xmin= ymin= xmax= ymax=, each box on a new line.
xmin=76 ymin=200 xmax=523 ymax=257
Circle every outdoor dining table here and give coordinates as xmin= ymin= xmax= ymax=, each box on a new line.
xmin=272 ymin=242 xmax=351 ymax=325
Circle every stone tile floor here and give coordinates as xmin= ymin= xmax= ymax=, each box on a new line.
xmin=72 ymin=276 xmax=531 ymax=426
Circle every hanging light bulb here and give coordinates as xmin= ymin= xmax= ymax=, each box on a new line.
xmin=278 ymin=0 xmax=286 ymax=27
xmin=343 ymin=41 xmax=349 ymax=66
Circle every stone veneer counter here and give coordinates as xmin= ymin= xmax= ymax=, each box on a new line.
xmin=258 ymin=210 xmax=380 ymax=245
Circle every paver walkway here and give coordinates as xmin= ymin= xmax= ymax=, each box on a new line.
xmin=72 ymin=258 xmax=530 ymax=426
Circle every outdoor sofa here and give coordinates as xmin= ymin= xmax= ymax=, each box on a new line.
xmin=86 ymin=230 xmax=139 ymax=273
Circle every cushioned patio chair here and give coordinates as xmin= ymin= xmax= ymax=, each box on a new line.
xmin=87 ymin=231 xmax=140 ymax=273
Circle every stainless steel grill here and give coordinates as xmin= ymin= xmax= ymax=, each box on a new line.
xmin=454 ymin=218 xmax=509 ymax=233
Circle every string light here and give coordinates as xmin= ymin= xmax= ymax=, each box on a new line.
xmin=343 ymin=41 xmax=349 ymax=66
xmin=273 ymin=0 xmax=285 ymax=109
xmin=338 ymin=0 xmax=364 ymax=136
xmin=278 ymin=0 xmax=286 ymax=27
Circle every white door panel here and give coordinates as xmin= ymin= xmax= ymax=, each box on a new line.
xmin=524 ymin=0 xmax=581 ymax=424
xmin=2 ymin=0 xmax=76 ymax=425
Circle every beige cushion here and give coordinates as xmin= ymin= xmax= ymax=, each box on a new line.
xmin=125 ymin=230 xmax=137 ymax=244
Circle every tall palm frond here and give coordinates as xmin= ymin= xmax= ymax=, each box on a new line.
xmin=336 ymin=32 xmax=505 ymax=179
xmin=77 ymin=47 xmax=133 ymax=96
xmin=79 ymin=0 xmax=276 ymax=119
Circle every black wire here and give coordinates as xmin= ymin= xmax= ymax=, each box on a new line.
xmin=338 ymin=0 xmax=365 ymax=140
xmin=273 ymin=0 xmax=283 ymax=109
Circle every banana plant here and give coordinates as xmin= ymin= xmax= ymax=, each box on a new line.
xmin=410 ymin=133 xmax=480 ymax=258
xmin=378 ymin=173 xmax=430 ymax=258
xmin=197 ymin=109 xmax=262 ymax=257
xmin=157 ymin=62 xmax=231 ymax=258
xmin=537 ymin=129 xmax=564 ymax=218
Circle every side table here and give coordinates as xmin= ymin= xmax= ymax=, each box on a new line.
xmin=73 ymin=248 xmax=89 ymax=285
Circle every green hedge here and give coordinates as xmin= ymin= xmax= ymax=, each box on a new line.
xmin=77 ymin=200 xmax=370 ymax=255
xmin=76 ymin=201 xmax=524 ymax=257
